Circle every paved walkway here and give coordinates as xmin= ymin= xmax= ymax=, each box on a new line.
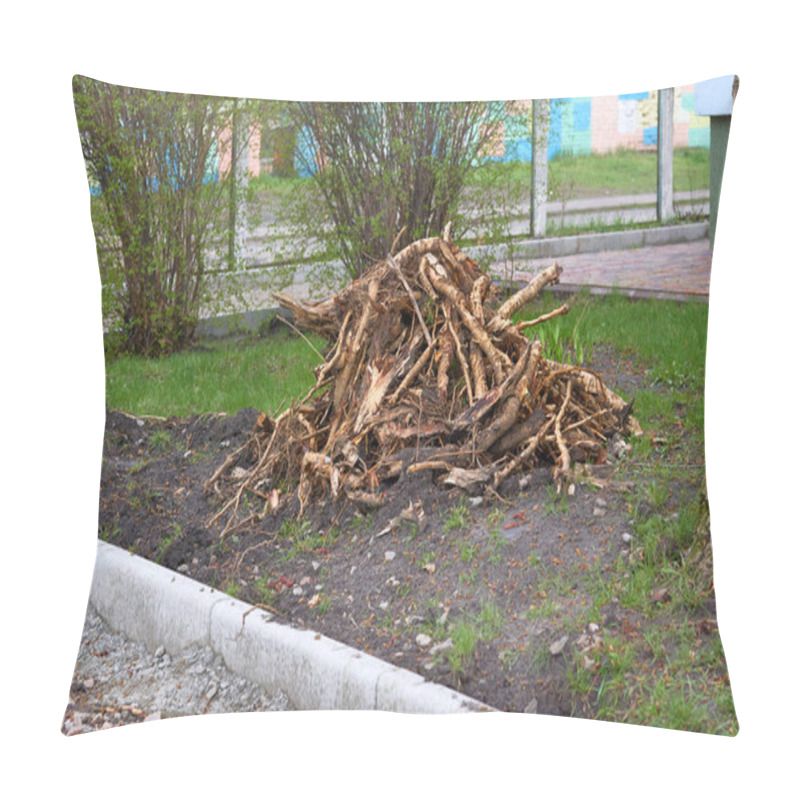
xmin=507 ymin=239 xmax=712 ymax=300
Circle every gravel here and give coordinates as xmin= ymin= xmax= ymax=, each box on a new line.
xmin=61 ymin=606 xmax=293 ymax=735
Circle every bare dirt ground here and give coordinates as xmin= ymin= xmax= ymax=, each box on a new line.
xmin=81 ymin=343 xmax=731 ymax=728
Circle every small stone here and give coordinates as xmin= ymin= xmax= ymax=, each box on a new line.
xmin=593 ymin=507 xmax=606 ymax=517
xmin=315 ymin=584 xmax=323 ymax=591
xmin=292 ymin=586 xmax=304 ymax=596
xmin=652 ymin=587 xmax=671 ymax=604
xmin=299 ymin=576 xmax=312 ymax=586
xmin=518 ymin=475 xmax=531 ymax=490
xmin=429 ymin=638 xmax=454 ymax=656
xmin=384 ymin=551 xmax=396 ymax=561
xmin=83 ymin=678 xmax=95 ymax=690
xmin=220 ymin=439 xmax=230 ymax=448
xmin=154 ymin=646 xmax=165 ymax=659
xmin=567 ymin=483 xmax=575 ymax=496
xmin=311 ymin=561 xmax=321 ymax=571
xmin=523 ymin=696 xmax=539 ymax=714
xmin=379 ymin=601 xmax=389 ymax=611
xmin=350 ymin=565 xmax=357 ymax=575
xmin=583 ymin=656 xmax=596 ymax=669
xmin=136 ymin=419 xmax=145 ymax=427
xmin=416 ymin=633 xmax=432 ymax=647
xmin=469 ymin=496 xmax=483 ymax=507
xmin=183 ymin=450 xmax=192 ymax=459
xmin=595 ymin=497 xmax=607 ymax=508
xmin=308 ymin=594 xmax=321 ymax=608
xmin=423 ymin=563 xmax=436 ymax=574
xmin=206 ymin=682 xmax=218 ymax=700
xmin=549 ymin=635 xmax=569 ymax=656
xmin=622 ymin=532 xmax=632 ymax=543
xmin=588 ymin=622 xmax=600 ymax=634
xmin=386 ymin=576 xmax=400 ymax=587
xmin=177 ymin=564 xmax=189 ymax=574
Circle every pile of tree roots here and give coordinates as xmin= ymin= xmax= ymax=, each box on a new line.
xmin=206 ymin=227 xmax=640 ymax=534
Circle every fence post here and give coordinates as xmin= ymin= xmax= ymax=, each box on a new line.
xmin=657 ymin=88 xmax=674 ymax=223
xmin=530 ymin=99 xmax=550 ymax=238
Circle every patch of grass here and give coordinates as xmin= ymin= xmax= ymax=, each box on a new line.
xmin=457 ymin=540 xmax=479 ymax=563
xmin=254 ymin=576 xmax=277 ymax=606
xmin=442 ymin=498 xmax=471 ymax=533
xmin=464 ymin=147 xmax=709 ymax=198
xmin=105 ymin=330 xmax=325 ymax=416
xmin=278 ymin=517 xmax=336 ymax=560
xmin=477 ymin=600 xmax=504 ymax=639
xmin=148 ymin=429 xmax=172 ymax=453
xmin=544 ymin=485 xmax=568 ymax=516
xmin=223 ymin=580 xmax=242 ymax=599
xmin=99 ymin=520 xmax=121 ymax=542
xmin=447 ymin=619 xmax=480 ymax=676
xmin=156 ymin=523 xmax=182 ymax=564
xmin=441 ymin=600 xmax=505 ymax=676
xmin=524 ymin=596 xmax=558 ymax=621
xmin=518 ymin=291 xmax=708 ymax=396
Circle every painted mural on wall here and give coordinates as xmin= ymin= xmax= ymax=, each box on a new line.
xmin=494 ymin=84 xmax=710 ymax=166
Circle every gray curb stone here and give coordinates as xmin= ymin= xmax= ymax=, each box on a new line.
xmin=89 ymin=541 xmax=494 ymax=714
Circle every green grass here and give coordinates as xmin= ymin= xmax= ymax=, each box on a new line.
xmin=517 ymin=290 xmax=708 ymax=396
xmin=441 ymin=498 xmax=471 ymax=533
xmin=248 ymin=148 xmax=709 ymax=204
xmin=445 ymin=600 xmax=505 ymax=676
xmin=464 ymin=147 xmax=709 ymax=198
xmin=565 ymin=622 xmax=737 ymax=735
xmin=105 ymin=330 xmax=324 ymax=416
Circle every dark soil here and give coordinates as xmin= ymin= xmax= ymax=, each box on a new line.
xmin=96 ymin=344 xmax=714 ymax=718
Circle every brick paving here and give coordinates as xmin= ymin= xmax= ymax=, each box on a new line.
xmin=505 ymin=239 xmax=712 ymax=300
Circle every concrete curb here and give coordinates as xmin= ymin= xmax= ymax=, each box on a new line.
xmin=468 ymin=221 xmax=709 ymax=263
xmin=89 ymin=541 xmax=494 ymax=714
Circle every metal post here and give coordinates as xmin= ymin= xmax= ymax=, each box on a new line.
xmin=657 ymin=88 xmax=674 ymax=222
xmin=228 ymin=100 xmax=249 ymax=269
xmin=530 ymin=99 xmax=550 ymax=238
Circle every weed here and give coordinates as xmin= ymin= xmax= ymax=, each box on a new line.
xmin=644 ymin=481 xmax=670 ymax=511
xmin=477 ymin=600 xmax=504 ymax=639
xmin=156 ymin=523 xmax=182 ymax=563
xmin=99 ymin=521 xmax=121 ymax=542
xmin=313 ymin=597 xmax=331 ymax=616
xmin=544 ymin=485 xmax=568 ymax=516
xmin=254 ymin=576 xmax=277 ymax=606
xmin=528 ymin=641 xmax=551 ymax=675
xmin=447 ymin=619 xmax=480 ymax=675
xmin=457 ymin=540 xmax=479 ymax=563
xmin=149 ymin=429 xmax=172 ymax=453
xmin=402 ymin=519 xmax=419 ymax=542
xmin=458 ymin=567 xmax=480 ymax=587
xmin=487 ymin=508 xmax=505 ymax=529
xmin=524 ymin=597 xmax=558 ymax=620
xmin=224 ymin=580 xmax=241 ymax=599
xmin=498 ymin=648 xmax=520 ymax=671
xmin=442 ymin=498 xmax=471 ymax=533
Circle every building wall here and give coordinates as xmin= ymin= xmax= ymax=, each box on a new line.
xmin=498 ymin=85 xmax=710 ymax=163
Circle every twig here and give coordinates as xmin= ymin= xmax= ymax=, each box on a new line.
xmin=515 ymin=303 xmax=570 ymax=332
xmin=274 ymin=313 xmax=325 ymax=361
